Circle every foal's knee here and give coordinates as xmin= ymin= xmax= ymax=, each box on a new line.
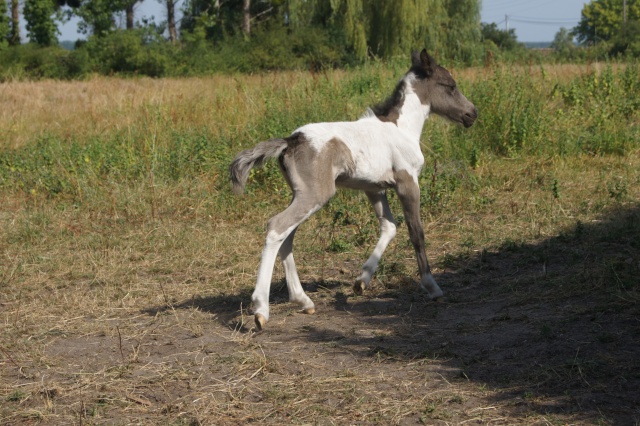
xmin=381 ymin=219 xmax=397 ymax=238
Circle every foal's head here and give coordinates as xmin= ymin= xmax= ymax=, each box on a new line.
xmin=410 ymin=49 xmax=478 ymax=128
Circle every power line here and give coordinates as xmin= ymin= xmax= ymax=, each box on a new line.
xmin=509 ymin=16 xmax=580 ymax=26
xmin=510 ymin=15 xmax=579 ymax=23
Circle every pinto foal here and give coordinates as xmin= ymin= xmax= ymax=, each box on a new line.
xmin=230 ymin=50 xmax=478 ymax=330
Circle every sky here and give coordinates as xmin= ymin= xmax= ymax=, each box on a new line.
xmin=56 ymin=0 xmax=589 ymax=43
xmin=481 ymin=0 xmax=588 ymax=42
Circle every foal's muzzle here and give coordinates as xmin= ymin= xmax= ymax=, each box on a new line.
xmin=462 ymin=106 xmax=478 ymax=128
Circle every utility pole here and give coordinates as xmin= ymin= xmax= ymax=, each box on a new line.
xmin=505 ymin=14 xmax=509 ymax=31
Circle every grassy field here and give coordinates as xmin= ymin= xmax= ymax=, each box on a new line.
xmin=1 ymin=61 xmax=639 ymax=425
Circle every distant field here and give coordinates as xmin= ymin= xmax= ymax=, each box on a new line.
xmin=1 ymin=62 xmax=639 ymax=424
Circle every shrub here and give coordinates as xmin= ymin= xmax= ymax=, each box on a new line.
xmin=80 ymin=29 xmax=174 ymax=77
xmin=0 ymin=44 xmax=87 ymax=80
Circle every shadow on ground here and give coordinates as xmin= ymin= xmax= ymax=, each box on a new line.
xmin=146 ymin=204 xmax=639 ymax=424
xmin=294 ymin=203 xmax=640 ymax=424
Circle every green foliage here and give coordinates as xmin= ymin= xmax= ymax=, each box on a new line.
xmin=481 ymin=22 xmax=521 ymax=51
xmin=81 ymin=28 xmax=172 ymax=76
xmin=0 ymin=43 xmax=88 ymax=80
xmin=75 ymin=0 xmax=119 ymax=36
xmin=444 ymin=0 xmax=483 ymax=63
xmin=182 ymin=0 xmax=484 ymax=65
xmin=23 ymin=0 xmax=59 ymax=46
xmin=0 ymin=0 xmax=9 ymax=49
xmin=1 ymin=62 xmax=640 ymax=201
xmin=551 ymin=27 xmax=578 ymax=57
xmin=573 ymin=0 xmax=640 ymax=45
xmin=554 ymin=63 xmax=640 ymax=154
xmin=233 ymin=25 xmax=345 ymax=72
xmin=470 ymin=68 xmax=544 ymax=156
xmin=610 ymin=20 xmax=640 ymax=56
xmin=4 ymin=0 xmax=612 ymax=78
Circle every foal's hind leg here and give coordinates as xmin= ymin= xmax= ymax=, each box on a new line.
xmin=252 ymin=197 xmax=326 ymax=330
xmin=279 ymin=228 xmax=315 ymax=314
xmin=354 ymin=191 xmax=397 ymax=295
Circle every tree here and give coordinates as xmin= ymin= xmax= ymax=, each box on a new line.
xmin=242 ymin=0 xmax=250 ymax=36
xmin=367 ymin=0 xmax=448 ymax=58
xmin=481 ymin=22 xmax=520 ymax=50
xmin=551 ymin=27 xmax=576 ymax=55
xmin=330 ymin=0 xmax=482 ymax=61
xmin=179 ymin=0 xmax=483 ymax=64
xmin=444 ymin=0 xmax=482 ymax=61
xmin=610 ymin=19 xmax=640 ymax=55
xmin=75 ymin=0 xmax=117 ymax=36
xmin=0 ymin=0 xmax=9 ymax=47
xmin=166 ymin=0 xmax=177 ymax=42
xmin=9 ymin=0 xmax=19 ymax=44
xmin=23 ymin=0 xmax=59 ymax=45
xmin=573 ymin=0 xmax=640 ymax=45
xmin=181 ymin=0 xmax=239 ymax=41
xmin=124 ymin=0 xmax=139 ymax=30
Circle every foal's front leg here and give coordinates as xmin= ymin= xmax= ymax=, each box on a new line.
xmin=394 ymin=174 xmax=443 ymax=299
xmin=354 ymin=191 xmax=397 ymax=295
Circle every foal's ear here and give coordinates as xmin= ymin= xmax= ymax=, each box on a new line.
xmin=412 ymin=49 xmax=437 ymax=76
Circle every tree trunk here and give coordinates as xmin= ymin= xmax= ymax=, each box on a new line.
xmin=167 ymin=0 xmax=177 ymax=43
xmin=126 ymin=2 xmax=135 ymax=30
xmin=214 ymin=0 xmax=221 ymax=24
xmin=10 ymin=0 xmax=19 ymax=45
xmin=242 ymin=0 xmax=250 ymax=36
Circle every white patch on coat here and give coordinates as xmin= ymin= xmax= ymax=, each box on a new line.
xmin=293 ymin=73 xmax=431 ymax=188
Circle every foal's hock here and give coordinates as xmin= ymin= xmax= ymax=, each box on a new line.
xmin=230 ymin=49 xmax=478 ymax=330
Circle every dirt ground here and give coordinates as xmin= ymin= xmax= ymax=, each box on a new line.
xmin=1 ymin=204 xmax=639 ymax=425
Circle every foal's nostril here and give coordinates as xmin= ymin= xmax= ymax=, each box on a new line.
xmin=462 ymin=107 xmax=478 ymax=128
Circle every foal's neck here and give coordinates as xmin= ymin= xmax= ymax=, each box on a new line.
xmin=396 ymin=89 xmax=430 ymax=142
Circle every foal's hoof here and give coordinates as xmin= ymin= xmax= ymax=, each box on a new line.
xmin=353 ymin=280 xmax=366 ymax=295
xmin=302 ymin=307 xmax=316 ymax=315
xmin=254 ymin=313 xmax=267 ymax=331
xmin=429 ymin=289 xmax=444 ymax=300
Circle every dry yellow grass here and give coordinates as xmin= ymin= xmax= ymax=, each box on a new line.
xmin=2 ymin=63 xmax=603 ymax=149
xmin=0 ymin=72 xmax=347 ymax=149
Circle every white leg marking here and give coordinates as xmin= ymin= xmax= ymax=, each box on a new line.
xmin=279 ymin=230 xmax=315 ymax=313
xmin=251 ymin=230 xmax=286 ymax=324
xmin=420 ymin=273 xmax=443 ymax=299
xmin=251 ymin=201 xmax=324 ymax=329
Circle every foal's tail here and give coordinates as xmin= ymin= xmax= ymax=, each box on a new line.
xmin=229 ymin=138 xmax=288 ymax=194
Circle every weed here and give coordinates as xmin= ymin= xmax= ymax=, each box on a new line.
xmin=552 ymin=178 xmax=560 ymax=199
xmin=6 ymin=390 xmax=26 ymax=402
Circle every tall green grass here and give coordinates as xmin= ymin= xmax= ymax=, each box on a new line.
xmin=1 ymin=62 xmax=639 ymax=204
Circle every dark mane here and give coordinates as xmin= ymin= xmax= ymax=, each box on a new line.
xmin=370 ymin=79 xmax=407 ymax=123
xmin=409 ymin=64 xmax=430 ymax=79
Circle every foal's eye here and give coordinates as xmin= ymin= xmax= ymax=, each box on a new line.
xmin=440 ymin=83 xmax=456 ymax=94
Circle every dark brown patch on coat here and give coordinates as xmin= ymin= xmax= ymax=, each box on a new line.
xmin=393 ymin=169 xmax=432 ymax=277
xmin=268 ymin=135 xmax=355 ymax=235
xmin=370 ymin=80 xmax=406 ymax=124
